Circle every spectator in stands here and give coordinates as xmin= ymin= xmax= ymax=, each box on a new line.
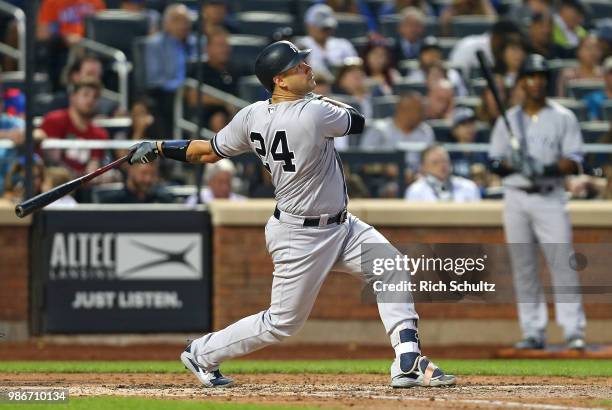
xmin=378 ymin=0 xmax=435 ymax=18
xmin=332 ymin=57 xmax=374 ymax=119
xmin=553 ymin=0 xmax=588 ymax=53
xmin=144 ymin=3 xmax=195 ymax=137
xmin=405 ymin=37 xmax=468 ymax=97
xmin=405 ymin=145 xmax=481 ymax=202
xmin=313 ymin=73 xmax=333 ymax=96
xmin=299 ymin=4 xmax=358 ymax=79
xmin=207 ymin=105 xmax=231 ymax=134
xmin=494 ymin=36 xmax=528 ymax=88
xmin=508 ymin=0 xmax=552 ymax=23
xmin=200 ymin=0 xmax=238 ymax=35
xmin=476 ymin=73 xmax=508 ymax=126
xmin=186 ymin=159 xmax=245 ymax=205
xmin=391 ymin=7 xmax=426 ymax=62
xmin=114 ymin=97 xmax=161 ymax=141
xmin=584 ymin=57 xmax=612 ymax=120
xmin=449 ymin=20 xmax=521 ymax=79
xmin=187 ymin=28 xmax=240 ymax=125
xmin=362 ymin=40 xmax=400 ymax=96
xmin=425 ymin=79 xmax=455 ymax=120
xmin=36 ymin=0 xmax=106 ymax=90
xmin=100 ymin=161 xmax=173 ymax=203
xmin=525 ymin=11 xmax=569 ymax=60
xmin=39 ymin=78 xmax=109 ymax=177
xmin=0 ymin=91 xmax=24 ymax=195
xmin=595 ymin=21 xmax=612 ymax=60
xmin=1 ymin=154 xmax=45 ymax=205
xmin=48 ymin=54 xmax=119 ymax=117
xmin=361 ymin=92 xmax=434 ymax=174
xmin=120 ymin=0 xmax=161 ymax=34
xmin=557 ymin=35 xmax=603 ymax=97
xmin=449 ymin=107 xmax=488 ymax=179
xmin=439 ymin=0 xmax=497 ymax=37
xmin=43 ymin=167 xmax=78 ymax=207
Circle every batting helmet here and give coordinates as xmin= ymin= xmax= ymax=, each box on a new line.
xmin=518 ymin=54 xmax=550 ymax=80
xmin=254 ymin=41 xmax=311 ymax=92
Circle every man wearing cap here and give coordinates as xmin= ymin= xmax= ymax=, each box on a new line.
xmin=583 ymin=56 xmax=612 ymax=120
xmin=405 ymin=144 xmax=481 ymax=202
xmin=449 ymin=107 xmax=488 ymax=179
xmin=391 ymin=7 xmax=426 ymax=62
xmin=489 ymin=54 xmax=587 ymax=351
xmin=298 ymin=4 xmax=358 ymax=78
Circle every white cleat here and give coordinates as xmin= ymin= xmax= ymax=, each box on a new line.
xmin=180 ymin=344 xmax=234 ymax=388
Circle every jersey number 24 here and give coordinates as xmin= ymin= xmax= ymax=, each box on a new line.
xmin=250 ymin=131 xmax=296 ymax=173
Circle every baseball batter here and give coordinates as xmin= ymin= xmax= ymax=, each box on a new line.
xmin=489 ymin=54 xmax=586 ymax=350
xmin=129 ymin=41 xmax=455 ymax=388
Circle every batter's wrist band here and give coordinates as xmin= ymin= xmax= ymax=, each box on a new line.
xmin=161 ymin=140 xmax=192 ymax=162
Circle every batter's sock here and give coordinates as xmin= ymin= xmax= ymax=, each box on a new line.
xmin=390 ymin=321 xmax=421 ymax=373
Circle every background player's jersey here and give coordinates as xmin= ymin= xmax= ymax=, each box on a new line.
xmin=211 ymin=98 xmax=352 ymax=216
xmin=488 ymin=100 xmax=584 ymax=189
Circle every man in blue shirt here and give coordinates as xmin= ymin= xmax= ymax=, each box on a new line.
xmin=0 ymin=91 xmax=25 ymax=195
xmin=583 ymin=56 xmax=612 ymax=120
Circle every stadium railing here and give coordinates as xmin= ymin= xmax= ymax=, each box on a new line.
xmin=0 ymin=0 xmax=24 ymax=71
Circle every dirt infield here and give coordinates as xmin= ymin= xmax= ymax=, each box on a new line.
xmin=3 ymin=373 xmax=611 ymax=409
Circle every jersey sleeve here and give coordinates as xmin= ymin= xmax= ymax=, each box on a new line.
xmin=210 ymin=106 xmax=252 ymax=158
xmin=560 ymin=111 xmax=584 ymax=163
xmin=488 ymin=116 xmax=511 ymax=160
xmin=310 ymin=100 xmax=351 ymax=138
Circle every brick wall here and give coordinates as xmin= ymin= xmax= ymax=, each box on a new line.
xmin=0 ymin=225 xmax=29 ymax=322
xmin=212 ymin=225 xmax=612 ymax=329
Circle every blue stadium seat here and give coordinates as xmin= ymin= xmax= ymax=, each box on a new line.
xmin=392 ymin=79 xmax=427 ymax=96
xmin=585 ymin=0 xmax=612 ymax=20
xmin=438 ymin=37 xmax=458 ymax=59
xmin=236 ymin=12 xmax=295 ymax=38
xmin=450 ymin=16 xmax=497 ymax=37
xmin=580 ymin=121 xmax=609 ymax=143
xmin=372 ymin=95 xmax=399 ymax=118
xmin=227 ymin=35 xmax=268 ymax=75
xmin=238 ymin=75 xmax=269 ymax=102
xmin=85 ymin=10 xmax=149 ymax=60
xmin=567 ymin=79 xmax=605 ymax=100
xmin=602 ymin=100 xmax=612 ymax=121
xmin=334 ymin=13 xmax=369 ymax=40
xmin=428 ymin=119 xmax=452 ymax=142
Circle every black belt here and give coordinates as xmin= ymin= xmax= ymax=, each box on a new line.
xmin=516 ymin=185 xmax=556 ymax=194
xmin=274 ymin=206 xmax=348 ymax=227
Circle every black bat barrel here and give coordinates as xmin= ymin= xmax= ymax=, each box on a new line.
xmin=15 ymin=179 xmax=81 ymax=218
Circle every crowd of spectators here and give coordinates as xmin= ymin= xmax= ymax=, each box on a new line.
xmin=0 ymin=0 xmax=611 ymax=206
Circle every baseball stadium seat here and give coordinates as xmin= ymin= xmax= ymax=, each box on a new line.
xmin=379 ymin=15 xmax=439 ymax=39
xmin=131 ymin=36 xmax=148 ymax=96
xmin=455 ymin=96 xmax=481 ymax=110
xmin=470 ymin=78 xmax=488 ymax=96
xmin=567 ymin=79 xmax=605 ymax=100
xmin=372 ymin=95 xmax=399 ymax=118
xmin=0 ymin=71 xmax=50 ymax=96
xmin=580 ymin=121 xmax=609 ymax=143
xmin=427 ymin=119 xmax=453 ymax=142
xmin=584 ymin=0 xmax=612 ymax=19
xmin=449 ymin=16 xmax=497 ymax=37
xmin=334 ymin=13 xmax=369 ymax=40
xmin=235 ymin=0 xmax=294 ymax=14
xmin=85 ymin=10 xmax=149 ymax=61
xmin=238 ymin=75 xmax=269 ymax=102
xmin=438 ymin=37 xmax=459 ymax=59
xmin=602 ymin=100 xmax=612 ymax=121
xmin=227 ymin=35 xmax=268 ymax=75
xmin=551 ymin=98 xmax=588 ymax=122
xmin=392 ymin=79 xmax=427 ymax=96
xmin=236 ymin=12 xmax=295 ymax=38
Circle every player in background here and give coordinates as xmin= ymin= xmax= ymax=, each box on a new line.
xmin=489 ymin=55 xmax=586 ymax=351
xmin=129 ymin=41 xmax=456 ymax=388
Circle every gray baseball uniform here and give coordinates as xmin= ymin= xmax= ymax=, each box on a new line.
xmin=489 ymin=100 xmax=586 ymax=341
xmin=191 ymin=98 xmax=419 ymax=376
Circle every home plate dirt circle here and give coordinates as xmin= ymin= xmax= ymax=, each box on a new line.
xmin=3 ymin=373 xmax=612 ymax=409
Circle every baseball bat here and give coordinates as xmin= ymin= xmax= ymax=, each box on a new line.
xmin=15 ymin=154 xmax=131 ymax=218
xmin=475 ymin=50 xmax=521 ymax=152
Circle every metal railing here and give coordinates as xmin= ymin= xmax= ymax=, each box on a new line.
xmin=173 ymin=78 xmax=250 ymax=139
xmin=0 ymin=1 xmax=25 ymax=71
xmin=70 ymin=38 xmax=131 ymax=112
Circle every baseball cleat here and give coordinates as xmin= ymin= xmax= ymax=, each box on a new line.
xmin=391 ymin=355 xmax=456 ymax=388
xmin=566 ymin=336 xmax=586 ymax=351
xmin=514 ymin=337 xmax=545 ymax=350
xmin=180 ymin=344 xmax=234 ymax=388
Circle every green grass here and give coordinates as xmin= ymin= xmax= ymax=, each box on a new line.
xmin=2 ymin=359 xmax=612 ymax=377
xmin=4 ymin=397 xmax=326 ymax=410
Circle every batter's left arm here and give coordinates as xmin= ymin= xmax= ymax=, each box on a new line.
xmin=129 ymin=140 xmax=222 ymax=165
xmin=317 ymin=96 xmax=365 ymax=135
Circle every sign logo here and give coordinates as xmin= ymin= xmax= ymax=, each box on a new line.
xmin=49 ymin=233 xmax=202 ymax=280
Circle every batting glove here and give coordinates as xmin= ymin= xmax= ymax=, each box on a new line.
xmin=129 ymin=141 xmax=159 ymax=165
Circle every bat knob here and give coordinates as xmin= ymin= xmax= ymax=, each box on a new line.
xmin=15 ymin=205 xmax=25 ymax=218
